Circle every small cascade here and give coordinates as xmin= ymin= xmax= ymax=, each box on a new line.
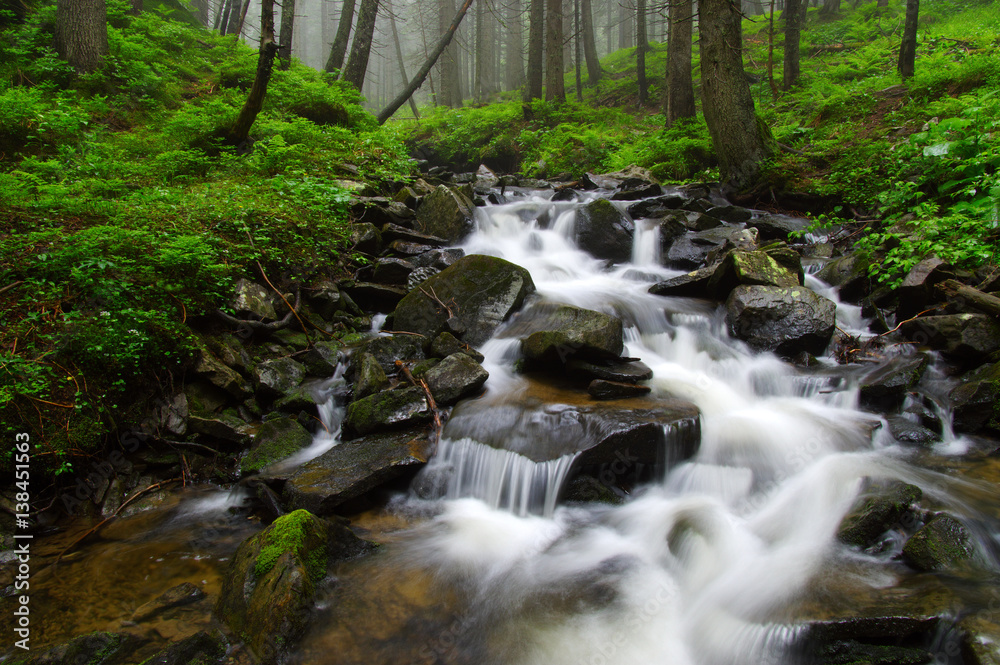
xmin=270 ymin=357 xmax=350 ymax=471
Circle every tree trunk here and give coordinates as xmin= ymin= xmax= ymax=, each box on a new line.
xmin=619 ymin=0 xmax=633 ymax=48
xmin=767 ymin=0 xmax=778 ymax=99
xmin=782 ymin=0 xmax=801 ymax=89
xmin=475 ymin=0 xmax=485 ymax=101
xmin=505 ymin=0 xmax=525 ymax=90
xmin=343 ymin=0 xmax=379 ymax=90
xmin=388 ymin=0 xmax=420 ymax=118
xmin=130 ymin=0 xmax=141 ymax=17
xmin=525 ymin=0 xmax=544 ymax=99
xmin=278 ymin=0 xmax=295 ymax=68
xmin=581 ymin=0 xmax=600 ymax=84
xmin=898 ymin=0 xmax=918 ymax=79
xmin=699 ymin=0 xmax=773 ymax=191
xmin=233 ymin=0 xmax=251 ymax=38
xmin=665 ymin=0 xmax=695 ymax=126
xmin=378 ymin=0 xmax=474 ymax=123
xmin=818 ymin=0 xmax=839 ymax=15
xmin=574 ymin=0 xmax=583 ymax=99
xmin=230 ymin=0 xmax=278 ymax=147
xmin=55 ymin=0 xmax=108 ymax=74
xmin=437 ymin=0 xmax=462 ymax=105
xmin=545 ymin=0 xmax=565 ymax=101
xmin=325 ymin=0 xmax=356 ymax=72
xmin=636 ymin=0 xmax=647 ymax=103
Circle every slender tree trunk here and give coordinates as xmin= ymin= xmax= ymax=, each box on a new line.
xmin=437 ymin=0 xmax=461 ymax=105
xmin=130 ymin=0 xmax=141 ymax=16
xmin=665 ymin=0 xmax=695 ymax=126
xmin=898 ymin=0 xmax=918 ymax=78
xmin=581 ymin=0 xmax=601 ymax=83
xmin=525 ymin=0 xmax=545 ymax=99
xmin=55 ymin=0 xmax=108 ymax=74
xmin=506 ymin=0 xmax=525 ymax=90
xmin=699 ymin=0 xmax=773 ymax=191
xmin=545 ymin=0 xmax=565 ymax=101
xmin=230 ymin=0 xmax=278 ymax=147
xmin=818 ymin=0 xmax=838 ymax=14
xmin=417 ymin=2 xmax=438 ymax=102
xmin=619 ymin=0 xmax=633 ymax=48
xmin=325 ymin=0 xmax=356 ymax=71
xmin=767 ymin=0 xmax=778 ymax=99
xmin=574 ymin=0 xmax=583 ymax=99
xmin=636 ymin=0 xmax=647 ymax=103
xmin=378 ymin=0 xmax=474 ymax=122
xmin=388 ymin=0 xmax=420 ymax=117
xmin=343 ymin=0 xmax=379 ymax=90
xmin=782 ymin=0 xmax=801 ymax=89
xmin=214 ymin=0 xmax=226 ymax=30
xmin=234 ymin=0 xmax=252 ymax=38
xmin=278 ymin=0 xmax=295 ymax=68
xmin=475 ymin=0 xmax=485 ymax=101
xmin=218 ymin=0 xmax=234 ymax=33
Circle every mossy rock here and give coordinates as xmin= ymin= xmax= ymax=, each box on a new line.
xmin=413 ymin=185 xmax=475 ymax=243
xmin=288 ymin=100 xmax=349 ymax=127
xmin=345 ymin=386 xmax=432 ymax=436
xmin=138 ymin=630 xmax=227 ymax=665
xmin=517 ymin=303 xmax=624 ymax=366
xmin=574 ymin=198 xmax=635 ymax=263
xmin=838 ymin=482 xmax=922 ymax=549
xmin=241 ymin=417 xmax=314 ymax=474
xmin=707 ymin=249 xmax=801 ymax=299
xmin=902 ymin=513 xmax=975 ymax=572
xmin=354 ymin=352 xmax=389 ymax=400
xmin=356 ymin=334 xmax=427 ymax=374
xmin=951 ymin=361 xmax=1000 ymax=436
xmin=6 ymin=631 xmax=139 ymax=665
xmin=424 ymin=353 xmax=489 ymax=405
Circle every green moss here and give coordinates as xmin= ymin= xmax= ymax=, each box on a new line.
xmin=241 ymin=418 xmax=313 ymax=474
xmin=253 ymin=509 xmax=328 ymax=583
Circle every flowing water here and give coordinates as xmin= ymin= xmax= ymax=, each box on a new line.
xmin=7 ymin=187 xmax=1000 ymax=664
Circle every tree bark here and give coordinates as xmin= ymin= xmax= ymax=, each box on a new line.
xmin=818 ymin=0 xmax=839 ymax=15
xmin=325 ymin=0 xmax=356 ymax=72
xmin=55 ymin=0 xmax=108 ymax=74
xmin=545 ymin=0 xmax=565 ymax=102
xmin=278 ymin=0 xmax=295 ymax=68
xmin=505 ymin=0 xmax=525 ymax=90
xmin=782 ymin=0 xmax=801 ymax=89
xmin=230 ymin=0 xmax=278 ymax=147
xmin=343 ymin=0 xmax=379 ymax=90
xmin=699 ymin=0 xmax=773 ymax=191
xmin=581 ymin=0 xmax=600 ymax=84
xmin=767 ymin=0 xmax=778 ymax=98
xmin=665 ymin=0 xmax=695 ymax=126
xmin=525 ymin=0 xmax=545 ymax=99
xmin=378 ymin=0 xmax=474 ymax=123
xmin=233 ymin=0 xmax=252 ymax=38
xmin=437 ymin=0 xmax=462 ymax=105
xmin=636 ymin=0 xmax=647 ymax=103
xmin=898 ymin=0 xmax=918 ymax=79
xmin=475 ymin=0 xmax=485 ymax=101
xmin=388 ymin=0 xmax=420 ymax=118
xmin=574 ymin=0 xmax=583 ymax=99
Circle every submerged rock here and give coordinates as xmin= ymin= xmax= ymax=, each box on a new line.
xmin=515 ymin=303 xmax=624 ymax=365
xmin=391 ymin=254 xmax=535 ymax=346
xmin=131 ymin=582 xmax=206 ymax=622
xmin=424 ymin=353 xmax=489 ymax=405
xmin=139 ymin=630 xmax=227 ymax=665
xmin=574 ymin=198 xmax=635 ymax=263
xmin=725 ymin=285 xmax=837 ymax=357
xmin=902 ymin=513 xmax=975 ymax=572
xmin=5 ymin=632 xmax=140 ymax=665
xmin=837 ymin=482 xmax=922 ymax=549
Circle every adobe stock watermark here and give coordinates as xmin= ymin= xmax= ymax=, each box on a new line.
xmin=12 ymin=431 xmax=32 ymax=651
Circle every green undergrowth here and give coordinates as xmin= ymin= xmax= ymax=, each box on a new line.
xmin=0 ymin=1 xmax=413 ymax=477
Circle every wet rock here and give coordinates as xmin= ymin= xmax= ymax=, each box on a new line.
xmin=411 ymin=247 xmax=465 ymax=270
xmin=6 ymin=631 xmax=141 ymax=665
xmin=372 ymin=258 xmax=415 ymax=285
xmin=206 ymin=333 xmax=253 ymax=379
xmin=658 ymin=218 xmax=688 ymax=250
xmin=566 ymin=358 xmax=653 ymax=384
xmin=807 ymin=639 xmax=933 ymax=665
xmin=232 ymin=278 xmax=277 ymax=321
xmin=563 ymin=475 xmax=625 ymax=504
xmin=648 ymin=266 xmax=716 ymax=298
xmin=187 ymin=413 xmax=253 ymax=447
xmin=391 ymin=254 xmax=535 ymax=346
xmin=255 ymin=357 xmax=306 ymax=399
xmin=406 ymin=266 xmax=439 ymax=290
xmin=516 ymin=303 xmax=624 ymax=365
xmin=951 ymin=362 xmax=1000 ymax=436
xmin=345 ymin=386 xmax=432 ymax=436
xmin=666 ymin=227 xmax=758 ymax=270
xmin=394 ymin=185 xmax=420 ymax=208
xmin=355 ymin=198 xmax=415 ymax=228
xmin=139 ymin=630 xmax=227 ymax=665
xmin=424 ymin=353 xmax=489 ymax=405
xmin=357 ymin=334 xmax=427 ymax=374
xmin=242 ymin=417 xmax=314 ymax=474
xmin=765 ymin=244 xmax=805 ymax=283
xmin=707 ymin=249 xmax=801 ymax=299
xmin=281 ymin=430 xmax=431 ymax=514
xmin=726 ymin=285 xmax=837 ymax=357
xmin=350 ymin=222 xmax=382 ymax=255
xmin=342 ymin=282 xmax=408 ymax=313
xmin=838 ymin=482 xmax=922 ymax=549
xmin=611 ymin=179 xmax=662 ymax=201
xmin=216 ymin=510 xmax=330 ymax=664
xmin=588 ymin=379 xmax=652 ymax=400
xmin=900 ymin=314 xmax=1000 ymax=364
xmin=380 ymin=223 xmax=449 ymax=248
xmin=705 ymin=205 xmax=752 ymax=224
xmin=858 ymin=354 xmax=930 ymax=411
xmin=355 ymin=352 xmax=389 ymax=400
xmin=131 ymin=582 xmax=206 ymax=622
xmin=625 ymin=195 xmax=687 ymax=219
xmin=158 ymin=392 xmax=188 ymax=437
xmin=195 ymin=349 xmax=252 ymax=399
xmin=388 ymin=240 xmax=434 ymax=257
xmin=414 ymin=185 xmax=476 ymax=243
xmin=574 ymin=198 xmax=635 ymax=263
xmin=431 ymin=331 xmax=486 ymax=362
xmin=902 ymin=513 xmax=975 ymax=572
xmin=815 ymin=253 xmax=871 ymax=303
xmin=896 ymin=256 xmax=954 ymax=319
xmin=673 ymin=209 xmax=724 ymax=231
xmin=298 ymin=346 xmax=340 ymax=378
xmin=886 ymin=416 xmax=938 ymax=446
xmin=959 ymin=615 xmax=1000 ymax=665
xmin=749 ymin=213 xmax=810 ymax=241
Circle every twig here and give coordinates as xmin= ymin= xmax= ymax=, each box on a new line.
xmin=256 ymin=260 xmax=312 ymax=344
xmin=395 ymin=361 xmax=443 ymax=437
xmin=419 ymin=285 xmax=455 ymax=318
xmin=878 ymin=307 xmax=943 ymax=337
xmin=0 ymin=280 xmax=24 ymax=296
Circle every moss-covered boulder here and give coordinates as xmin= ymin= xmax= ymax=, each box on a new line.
xmin=391 ymin=254 xmax=535 ymax=346
xmin=725 ymin=285 xmax=837 ymax=357
xmin=414 ymin=185 xmax=476 ymax=243
xmin=517 ymin=303 xmax=624 ymax=365
xmin=424 ymin=353 xmax=489 ymax=405
xmin=902 ymin=513 xmax=975 ymax=572
xmin=241 ymin=417 xmax=314 ymax=474
xmin=254 ymin=357 xmax=307 ymax=399
xmin=838 ymin=482 xmax=922 ymax=549
xmin=231 ymin=278 xmax=277 ymax=321
xmin=707 ymin=249 xmax=801 ymax=299
xmin=951 ymin=362 xmax=1000 ymax=436
xmin=194 ymin=349 xmax=252 ymax=399
xmin=5 ymin=631 xmax=139 ymax=665
xmin=574 ymin=198 xmax=635 ymax=263
xmin=215 ymin=510 xmax=330 ymax=665
xmin=815 ymin=252 xmax=871 ymax=303
xmin=356 ymin=334 xmax=427 ymax=374
xmin=354 ymin=352 xmax=389 ymax=400
xmin=431 ymin=331 xmax=485 ymax=362
xmin=859 ymin=354 xmax=930 ymax=412
xmin=345 ymin=386 xmax=432 ymax=436
xmin=900 ymin=314 xmax=1000 ymax=365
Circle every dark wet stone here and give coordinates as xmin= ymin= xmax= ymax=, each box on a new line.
xmin=345 ymin=386 xmax=432 ymax=436
xmin=355 ymin=352 xmax=389 ymax=400
xmin=900 ymin=314 xmax=1000 ymax=364
xmin=574 ymin=198 xmax=635 ymax=263
xmin=281 ymin=430 xmax=431 ymax=514
xmin=886 ymin=416 xmax=938 ymax=446
xmin=749 ymin=213 xmax=810 ymax=241
xmin=342 ymin=282 xmax=408 ymax=313
xmin=666 ymin=227 xmax=758 ymax=270
xmin=725 ymin=285 xmax=837 ymax=357
xmin=414 ymin=185 xmax=476 ymax=243
xmin=431 ymin=331 xmax=486 ymax=362
xmin=411 ymin=247 xmax=466 ymax=270
xmin=625 ymin=195 xmax=687 ymax=218
xmin=242 ymin=417 xmax=314 ymax=474
xmin=611 ymin=180 xmax=662 ymax=201
xmin=372 ymin=258 xmax=414 ymax=285
xmin=138 ymin=630 xmax=227 ymax=665
xmin=807 ymin=639 xmax=933 ymax=665
xmin=187 ymin=413 xmax=253 ymax=447
xmin=815 ymin=253 xmax=871 ymax=303
xmin=231 ymin=278 xmax=277 ymax=321
xmin=350 ymin=222 xmax=382 ymax=255
xmin=380 ymin=223 xmax=449 ymax=248
xmin=649 ymin=266 xmax=716 ymax=298
xmin=951 ymin=362 xmax=1000 ymax=436
xmin=5 ymin=631 xmax=141 ymax=665
xmin=514 ymin=303 xmax=624 ymax=365
xmin=659 ymin=218 xmax=688 ymax=249
xmin=838 ymin=482 xmax=922 ymax=549
xmin=357 ymin=334 xmax=428 ymax=374
xmin=707 ymin=249 xmax=800 ymax=299
xmin=424 ymin=353 xmax=489 ymax=405
xmin=566 ymin=358 xmax=653 ymax=384
xmin=858 ymin=354 xmax=930 ymax=412
xmin=588 ymin=379 xmax=652 ymax=400
xmin=131 ymin=582 xmax=206 ymax=622
xmin=563 ymin=475 xmax=625 ymax=504
xmin=255 ymin=357 xmax=306 ymax=399
xmin=705 ymin=205 xmax=752 ymax=224
xmin=391 ymin=254 xmax=535 ymax=346
xmin=895 ymin=256 xmax=954 ymax=319
xmin=902 ymin=513 xmax=975 ymax=572
xmin=194 ymin=349 xmax=252 ymax=399
xmin=551 ymin=188 xmax=578 ymax=202
xmin=388 ymin=240 xmax=435 ymax=256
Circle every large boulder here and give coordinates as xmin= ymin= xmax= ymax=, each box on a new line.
xmin=706 ymin=249 xmax=801 ymax=299
xmin=625 ymin=195 xmax=687 ymax=219
xmin=895 ymin=256 xmax=954 ymax=319
xmin=515 ymin=303 xmax=624 ymax=365
xmin=950 ymin=362 xmax=1000 ymax=436
xmin=414 ymin=185 xmax=476 ymax=243
xmin=280 ymin=430 xmax=431 ymax=514
xmin=574 ymin=198 xmax=635 ymax=263
xmin=815 ymin=253 xmax=870 ymax=303
xmin=748 ymin=213 xmax=810 ymax=241
xmin=231 ymin=278 xmax=277 ymax=321
xmin=194 ymin=349 xmax=251 ymax=399
xmin=858 ymin=354 xmax=930 ymax=412
xmin=902 ymin=513 xmax=975 ymax=572
xmin=725 ymin=285 xmax=837 ymax=357
xmin=648 ymin=266 xmax=716 ymax=298
xmin=424 ymin=353 xmax=489 ymax=405
xmin=837 ymin=482 xmax=922 ymax=549
xmin=241 ymin=417 xmax=314 ymax=474
xmin=345 ymin=386 xmax=432 ymax=436
xmin=391 ymin=254 xmax=535 ymax=346
xmin=900 ymin=314 xmax=1000 ymax=365
xmin=665 ymin=227 xmax=758 ymax=270
xmin=356 ymin=334 xmax=428 ymax=374
xmin=255 ymin=357 xmax=306 ymax=399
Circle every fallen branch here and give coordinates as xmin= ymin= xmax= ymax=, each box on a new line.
xmin=256 ymin=260 xmax=312 ymax=344
xmin=878 ymin=307 xmax=943 ymax=337
xmin=419 ymin=284 xmax=455 ymax=318
xmin=214 ymin=286 xmax=302 ymax=334
xmin=937 ymin=279 xmax=1000 ymax=319
xmin=395 ymin=361 xmax=443 ymax=438
xmin=0 ymin=280 xmax=24 ymax=296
